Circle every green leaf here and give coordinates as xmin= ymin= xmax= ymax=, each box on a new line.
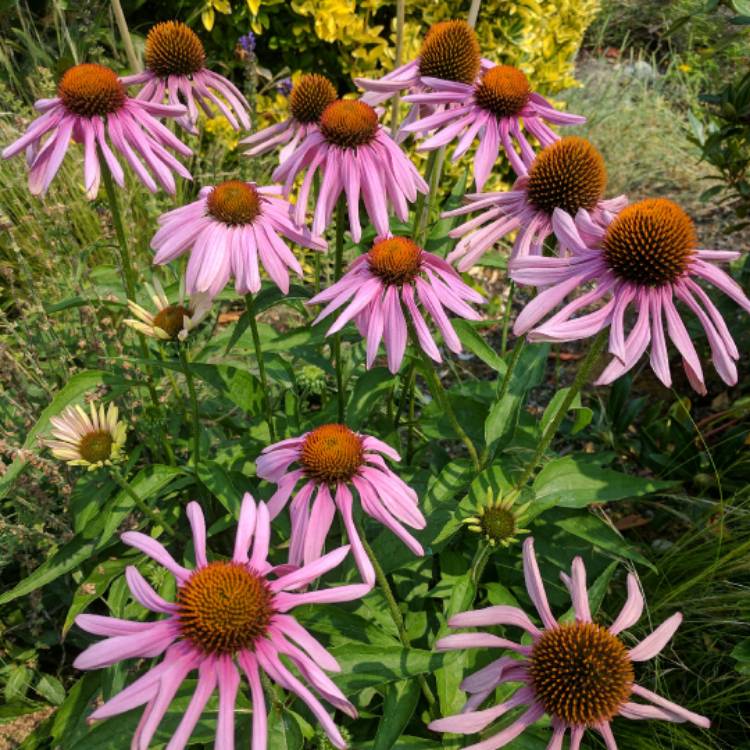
xmin=533 ymin=456 xmax=675 ymax=508
xmin=267 ymin=705 xmax=304 ymax=750
xmin=539 ymin=388 xmax=592 ymax=436
xmin=328 ymin=644 xmax=454 ymax=692
xmin=452 ymin=320 xmax=506 ymax=372
xmin=347 ymin=367 xmax=395 ymax=429
xmin=484 ymin=343 xmax=548 ymax=456
xmin=372 ymin=680 xmax=420 ymax=750
xmin=197 ymin=461 xmax=243 ymax=515
xmin=0 ymin=370 xmax=122 ymax=500
xmin=49 ymin=674 xmax=101 ymax=746
xmin=189 ymin=363 xmax=264 ymax=416
xmin=554 ymin=515 xmax=656 ymax=570
xmin=62 ymin=556 xmax=131 ymax=636
xmin=4 ymin=665 xmax=32 ymax=702
xmin=35 ymin=675 xmax=65 ymax=706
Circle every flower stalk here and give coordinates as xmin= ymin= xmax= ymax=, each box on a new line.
xmin=177 ymin=343 xmax=201 ymax=467
xmin=333 ymin=198 xmax=347 ymax=423
xmin=110 ymin=466 xmax=175 ymax=536
xmin=245 ymin=294 xmax=277 ymax=442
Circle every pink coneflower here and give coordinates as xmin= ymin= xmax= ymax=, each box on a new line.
xmin=510 ymin=198 xmax=750 ymax=394
xmin=444 ymin=137 xmax=627 ymax=268
xmin=308 ymin=236 xmax=483 ymax=372
xmin=151 ymin=180 xmax=326 ymax=297
xmin=1 ymin=63 xmax=191 ymax=197
xmin=272 ymin=99 xmax=428 ymax=242
xmin=121 ymin=21 xmax=250 ymax=134
xmin=355 ymin=20 xmax=489 ymax=137
xmin=74 ymin=494 xmax=369 ymax=750
xmin=401 ymin=64 xmax=586 ymax=189
xmin=429 ymin=537 xmax=710 ymax=749
xmin=256 ymin=424 xmax=426 ymax=585
xmin=241 ymin=73 xmax=338 ymax=163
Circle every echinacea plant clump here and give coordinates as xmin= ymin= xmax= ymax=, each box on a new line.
xmin=1 ymin=6 xmax=743 ymax=750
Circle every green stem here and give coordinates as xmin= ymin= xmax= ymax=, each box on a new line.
xmin=99 ymin=149 xmax=136 ymax=300
xmin=245 ymin=294 xmax=277 ymax=442
xmin=409 ymin=330 xmax=480 ymax=471
xmin=467 ymin=0 xmax=483 ymax=27
xmin=500 ymin=280 xmax=515 ymax=356
xmin=100 ymin=150 xmax=175 ymax=466
xmin=514 ymin=329 xmax=608 ymax=489
xmin=389 ymin=0 xmax=406 ymax=138
xmin=497 ymin=335 xmax=525 ymax=403
xmin=110 ymin=0 xmax=141 ymax=72
xmin=412 ymin=150 xmax=438 ymax=241
xmin=111 ymin=466 xmax=175 ymax=536
xmin=178 ymin=344 xmax=201 ymax=467
xmin=333 ymin=198 xmax=346 ymax=423
xmin=358 ymin=522 xmax=438 ymax=715
xmin=470 ymin=543 xmax=491 ymax=585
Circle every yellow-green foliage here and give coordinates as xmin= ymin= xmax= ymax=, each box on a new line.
xmin=215 ymin=0 xmax=600 ymax=94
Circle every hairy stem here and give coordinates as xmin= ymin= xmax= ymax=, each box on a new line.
xmin=111 ymin=466 xmax=176 ymax=536
xmin=358 ymin=521 xmax=438 ymax=714
xmin=245 ymin=294 xmax=277 ymax=442
xmin=111 ymin=0 xmax=141 ymax=73
xmin=333 ymin=198 xmax=346 ymax=423
xmin=178 ymin=344 xmax=201 ymax=467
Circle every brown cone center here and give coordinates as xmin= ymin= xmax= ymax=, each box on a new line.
xmin=300 ymin=424 xmax=364 ymax=484
xmin=58 ymin=64 xmax=126 ymax=118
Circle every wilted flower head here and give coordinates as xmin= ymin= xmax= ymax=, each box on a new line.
xmin=510 ymin=198 xmax=750 ymax=393
xmin=1 ymin=62 xmax=192 ymax=197
xmin=151 ymin=180 xmax=326 ymax=298
xmin=241 ymin=73 xmax=338 ymax=163
xmin=272 ymin=99 xmax=428 ymax=242
xmin=430 ymin=537 xmax=710 ymax=749
xmin=402 ymin=64 xmax=586 ymax=189
xmin=308 ymin=235 xmax=484 ymax=373
xmin=256 ymin=424 xmax=426 ymax=585
xmin=124 ymin=277 xmax=211 ymax=341
xmin=47 ymin=401 xmax=127 ymax=470
xmin=122 ymin=21 xmax=251 ymax=133
xmin=74 ymin=494 xmax=370 ymax=749
xmin=464 ymin=488 xmax=530 ymax=548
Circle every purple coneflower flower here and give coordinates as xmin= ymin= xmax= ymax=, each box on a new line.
xmin=308 ymin=236 xmax=483 ymax=372
xmin=1 ymin=63 xmax=191 ymax=197
xmin=151 ymin=180 xmax=326 ymax=298
xmin=272 ymin=99 xmax=428 ymax=242
xmin=444 ymin=137 xmax=627 ymax=268
xmin=74 ymin=494 xmax=369 ymax=750
xmin=510 ymin=198 xmax=750 ymax=393
xmin=402 ymin=64 xmax=586 ymax=189
xmin=122 ymin=21 xmax=250 ymax=134
xmin=429 ymin=537 xmax=710 ymax=749
xmin=241 ymin=73 xmax=337 ymax=163
xmin=355 ymin=20 xmax=490 ymax=138
xmin=257 ymin=424 xmax=426 ymax=585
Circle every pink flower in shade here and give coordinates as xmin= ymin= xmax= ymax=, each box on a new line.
xmin=429 ymin=537 xmax=711 ymax=750
xmin=122 ymin=21 xmax=250 ymax=134
xmin=241 ymin=73 xmax=337 ymax=163
xmin=354 ymin=20 xmax=490 ymax=140
xmin=74 ymin=494 xmax=370 ymax=750
xmin=151 ymin=180 xmax=326 ymax=298
xmin=307 ymin=236 xmax=484 ymax=373
xmin=256 ymin=424 xmax=426 ymax=585
xmin=1 ymin=63 xmax=191 ymax=198
xmin=272 ymin=99 xmax=428 ymax=243
xmin=510 ymin=198 xmax=750 ymax=394
xmin=401 ymin=64 xmax=585 ymax=190
xmin=443 ymin=137 xmax=627 ymax=268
